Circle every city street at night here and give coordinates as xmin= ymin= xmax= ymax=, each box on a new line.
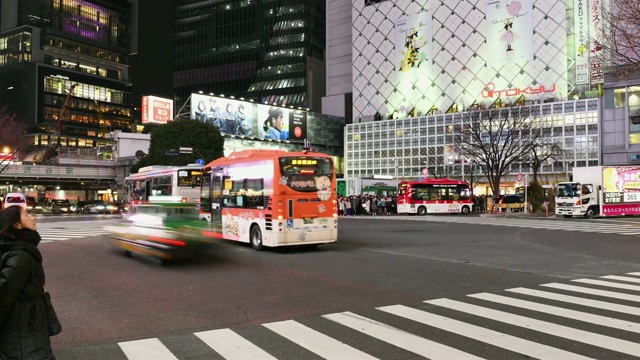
xmin=42 ymin=215 xmax=640 ymax=360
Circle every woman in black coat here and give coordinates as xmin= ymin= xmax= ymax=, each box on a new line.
xmin=0 ymin=206 xmax=57 ymax=360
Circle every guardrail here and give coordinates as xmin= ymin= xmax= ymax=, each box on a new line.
xmin=0 ymin=164 xmax=115 ymax=179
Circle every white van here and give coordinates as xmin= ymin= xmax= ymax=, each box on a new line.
xmin=3 ymin=193 xmax=26 ymax=209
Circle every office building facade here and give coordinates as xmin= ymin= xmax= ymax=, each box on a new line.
xmin=341 ymin=0 xmax=621 ymax=192
xmin=173 ymin=0 xmax=326 ymax=113
xmin=0 ymin=0 xmax=133 ymax=159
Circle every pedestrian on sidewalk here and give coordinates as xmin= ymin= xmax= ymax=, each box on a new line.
xmin=0 ymin=206 xmax=58 ymax=360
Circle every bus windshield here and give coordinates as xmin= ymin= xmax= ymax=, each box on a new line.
xmin=279 ymin=157 xmax=333 ymax=192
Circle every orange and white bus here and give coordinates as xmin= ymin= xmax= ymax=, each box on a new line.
xmin=397 ymin=179 xmax=473 ymax=215
xmin=124 ymin=164 xmax=203 ymax=204
xmin=199 ymin=149 xmax=338 ymax=250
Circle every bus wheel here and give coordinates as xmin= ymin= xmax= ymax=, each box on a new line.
xmin=417 ymin=206 xmax=427 ymax=216
xmin=250 ymin=225 xmax=264 ymax=251
xmin=461 ymin=205 xmax=471 ymax=215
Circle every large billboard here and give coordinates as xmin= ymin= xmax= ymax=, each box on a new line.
xmin=394 ymin=12 xmax=433 ymax=81
xmin=588 ymin=0 xmax=605 ymax=84
xmin=190 ymin=94 xmax=308 ymax=142
xmin=485 ymin=0 xmax=534 ymax=66
xmin=602 ymin=167 xmax=640 ymax=216
xmin=142 ymin=96 xmax=174 ymax=124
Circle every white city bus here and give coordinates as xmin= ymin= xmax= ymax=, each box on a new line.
xmin=124 ymin=164 xmax=203 ymax=204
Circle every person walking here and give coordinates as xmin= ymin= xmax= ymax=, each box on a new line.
xmin=0 ymin=206 xmax=58 ymax=360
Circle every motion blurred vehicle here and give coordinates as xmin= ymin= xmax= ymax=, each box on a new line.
xmin=82 ymin=201 xmax=110 ymax=214
xmin=25 ymin=196 xmax=37 ymax=212
xmin=47 ymin=199 xmax=71 ymax=214
xmin=106 ymin=196 xmax=211 ymax=264
xmin=3 ymin=193 xmax=26 ymax=209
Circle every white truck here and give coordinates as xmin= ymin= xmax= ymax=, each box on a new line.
xmin=555 ymin=166 xmax=640 ymax=218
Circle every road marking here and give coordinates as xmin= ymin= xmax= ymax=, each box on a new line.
xmin=263 ymin=319 xmax=378 ymax=360
xmin=542 ymin=283 xmax=640 ymax=302
xmin=323 ymin=311 xmax=483 ymax=360
xmin=468 ymin=292 xmax=640 ymax=334
xmin=426 ymin=298 xmax=640 ymax=357
xmin=600 ymin=275 xmax=640 ymax=284
xmin=118 ymin=338 xmax=178 ymax=360
xmin=572 ymin=278 xmax=640 ymax=292
xmin=195 ymin=329 xmax=277 ymax=360
xmin=506 ymin=287 xmax=640 ymax=316
xmin=379 ymin=304 xmax=594 ymax=360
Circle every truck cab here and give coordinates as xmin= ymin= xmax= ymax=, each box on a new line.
xmin=555 ymin=182 xmax=599 ymax=218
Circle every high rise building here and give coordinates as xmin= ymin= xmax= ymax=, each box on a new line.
xmin=0 ymin=0 xmax=133 ymax=161
xmin=172 ymin=0 xmax=326 ymax=113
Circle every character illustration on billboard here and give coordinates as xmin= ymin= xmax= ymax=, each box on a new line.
xmin=500 ymin=1 xmax=522 ymax=54
xmin=398 ymin=28 xmax=427 ymax=72
xmin=222 ymin=103 xmax=238 ymax=134
xmin=235 ymin=104 xmax=253 ymax=136
xmin=262 ymin=107 xmax=288 ymax=140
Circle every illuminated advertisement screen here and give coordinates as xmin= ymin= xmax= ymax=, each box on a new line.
xmin=142 ymin=96 xmax=174 ymax=124
xmin=602 ymin=166 xmax=640 ymax=216
xmin=190 ymin=94 xmax=307 ymax=143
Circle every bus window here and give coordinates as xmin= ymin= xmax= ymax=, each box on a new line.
xmin=178 ymin=170 xmax=203 ymax=188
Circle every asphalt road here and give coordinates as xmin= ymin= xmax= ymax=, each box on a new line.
xmin=37 ymin=215 xmax=640 ymax=359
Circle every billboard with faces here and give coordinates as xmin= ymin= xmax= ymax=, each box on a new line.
xmin=190 ymin=93 xmax=307 ymax=142
xmin=257 ymin=105 xmax=307 ymax=142
xmin=191 ymin=94 xmax=258 ymax=137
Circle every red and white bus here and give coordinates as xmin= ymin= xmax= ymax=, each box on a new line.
xmin=199 ymin=149 xmax=338 ymax=250
xmin=397 ymin=179 xmax=473 ymax=215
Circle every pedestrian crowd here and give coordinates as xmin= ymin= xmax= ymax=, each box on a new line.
xmin=338 ymin=195 xmax=397 ymax=215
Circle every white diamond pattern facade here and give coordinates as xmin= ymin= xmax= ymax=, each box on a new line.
xmin=352 ymin=0 xmax=573 ymax=119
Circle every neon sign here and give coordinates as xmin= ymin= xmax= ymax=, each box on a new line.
xmin=481 ymin=82 xmax=557 ymax=98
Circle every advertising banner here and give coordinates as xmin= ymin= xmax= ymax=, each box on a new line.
xmin=485 ymin=0 xmax=533 ymax=66
xmin=141 ymin=96 xmax=173 ymax=124
xmin=601 ymin=167 xmax=640 ymax=216
xmin=589 ymin=0 xmax=604 ymax=84
xmin=190 ymin=94 xmax=307 ymax=142
xmin=394 ymin=12 xmax=432 ymax=81
xmin=574 ymin=0 xmax=590 ymax=85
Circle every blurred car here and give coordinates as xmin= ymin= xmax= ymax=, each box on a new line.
xmin=3 ymin=193 xmax=26 ymax=209
xmin=106 ymin=202 xmax=211 ymax=264
xmin=82 ymin=201 xmax=110 ymax=214
xmin=25 ymin=196 xmax=37 ymax=212
xmin=49 ymin=199 xmax=71 ymax=214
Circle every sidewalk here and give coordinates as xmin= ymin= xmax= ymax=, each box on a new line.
xmin=479 ymin=211 xmax=554 ymax=218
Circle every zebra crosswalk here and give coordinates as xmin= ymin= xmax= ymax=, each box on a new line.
xmin=353 ymin=215 xmax=640 ymax=235
xmin=115 ymin=271 xmax=640 ymax=359
xmin=37 ymin=219 xmax=119 ymax=243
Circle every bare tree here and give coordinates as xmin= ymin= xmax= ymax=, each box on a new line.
xmin=600 ymin=0 xmax=640 ymax=73
xmin=0 ymin=107 xmax=30 ymax=172
xmin=452 ymin=107 xmax=552 ymax=196
xmin=462 ymin=161 xmax=484 ymax=193
xmin=526 ymin=141 xmax=565 ymax=183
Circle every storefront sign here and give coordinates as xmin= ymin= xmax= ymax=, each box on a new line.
xmin=589 ymin=0 xmax=604 ymax=84
xmin=481 ymin=82 xmax=556 ymax=98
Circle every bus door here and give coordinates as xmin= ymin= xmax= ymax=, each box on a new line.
xmin=209 ymin=166 xmax=224 ymax=232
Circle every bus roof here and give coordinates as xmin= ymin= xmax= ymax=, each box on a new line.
xmin=399 ymin=178 xmax=469 ymax=185
xmin=138 ymin=164 xmax=202 ymax=173
xmin=204 ymin=149 xmax=333 ymax=168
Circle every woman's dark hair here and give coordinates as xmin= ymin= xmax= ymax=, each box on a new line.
xmin=0 ymin=206 xmax=22 ymax=238
xmin=263 ymin=107 xmax=283 ymax=131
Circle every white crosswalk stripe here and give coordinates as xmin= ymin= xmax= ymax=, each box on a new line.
xmin=37 ymin=220 xmax=119 ymax=243
xmin=348 ymin=215 xmax=640 ymax=235
xmin=115 ymin=271 xmax=640 ymax=359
